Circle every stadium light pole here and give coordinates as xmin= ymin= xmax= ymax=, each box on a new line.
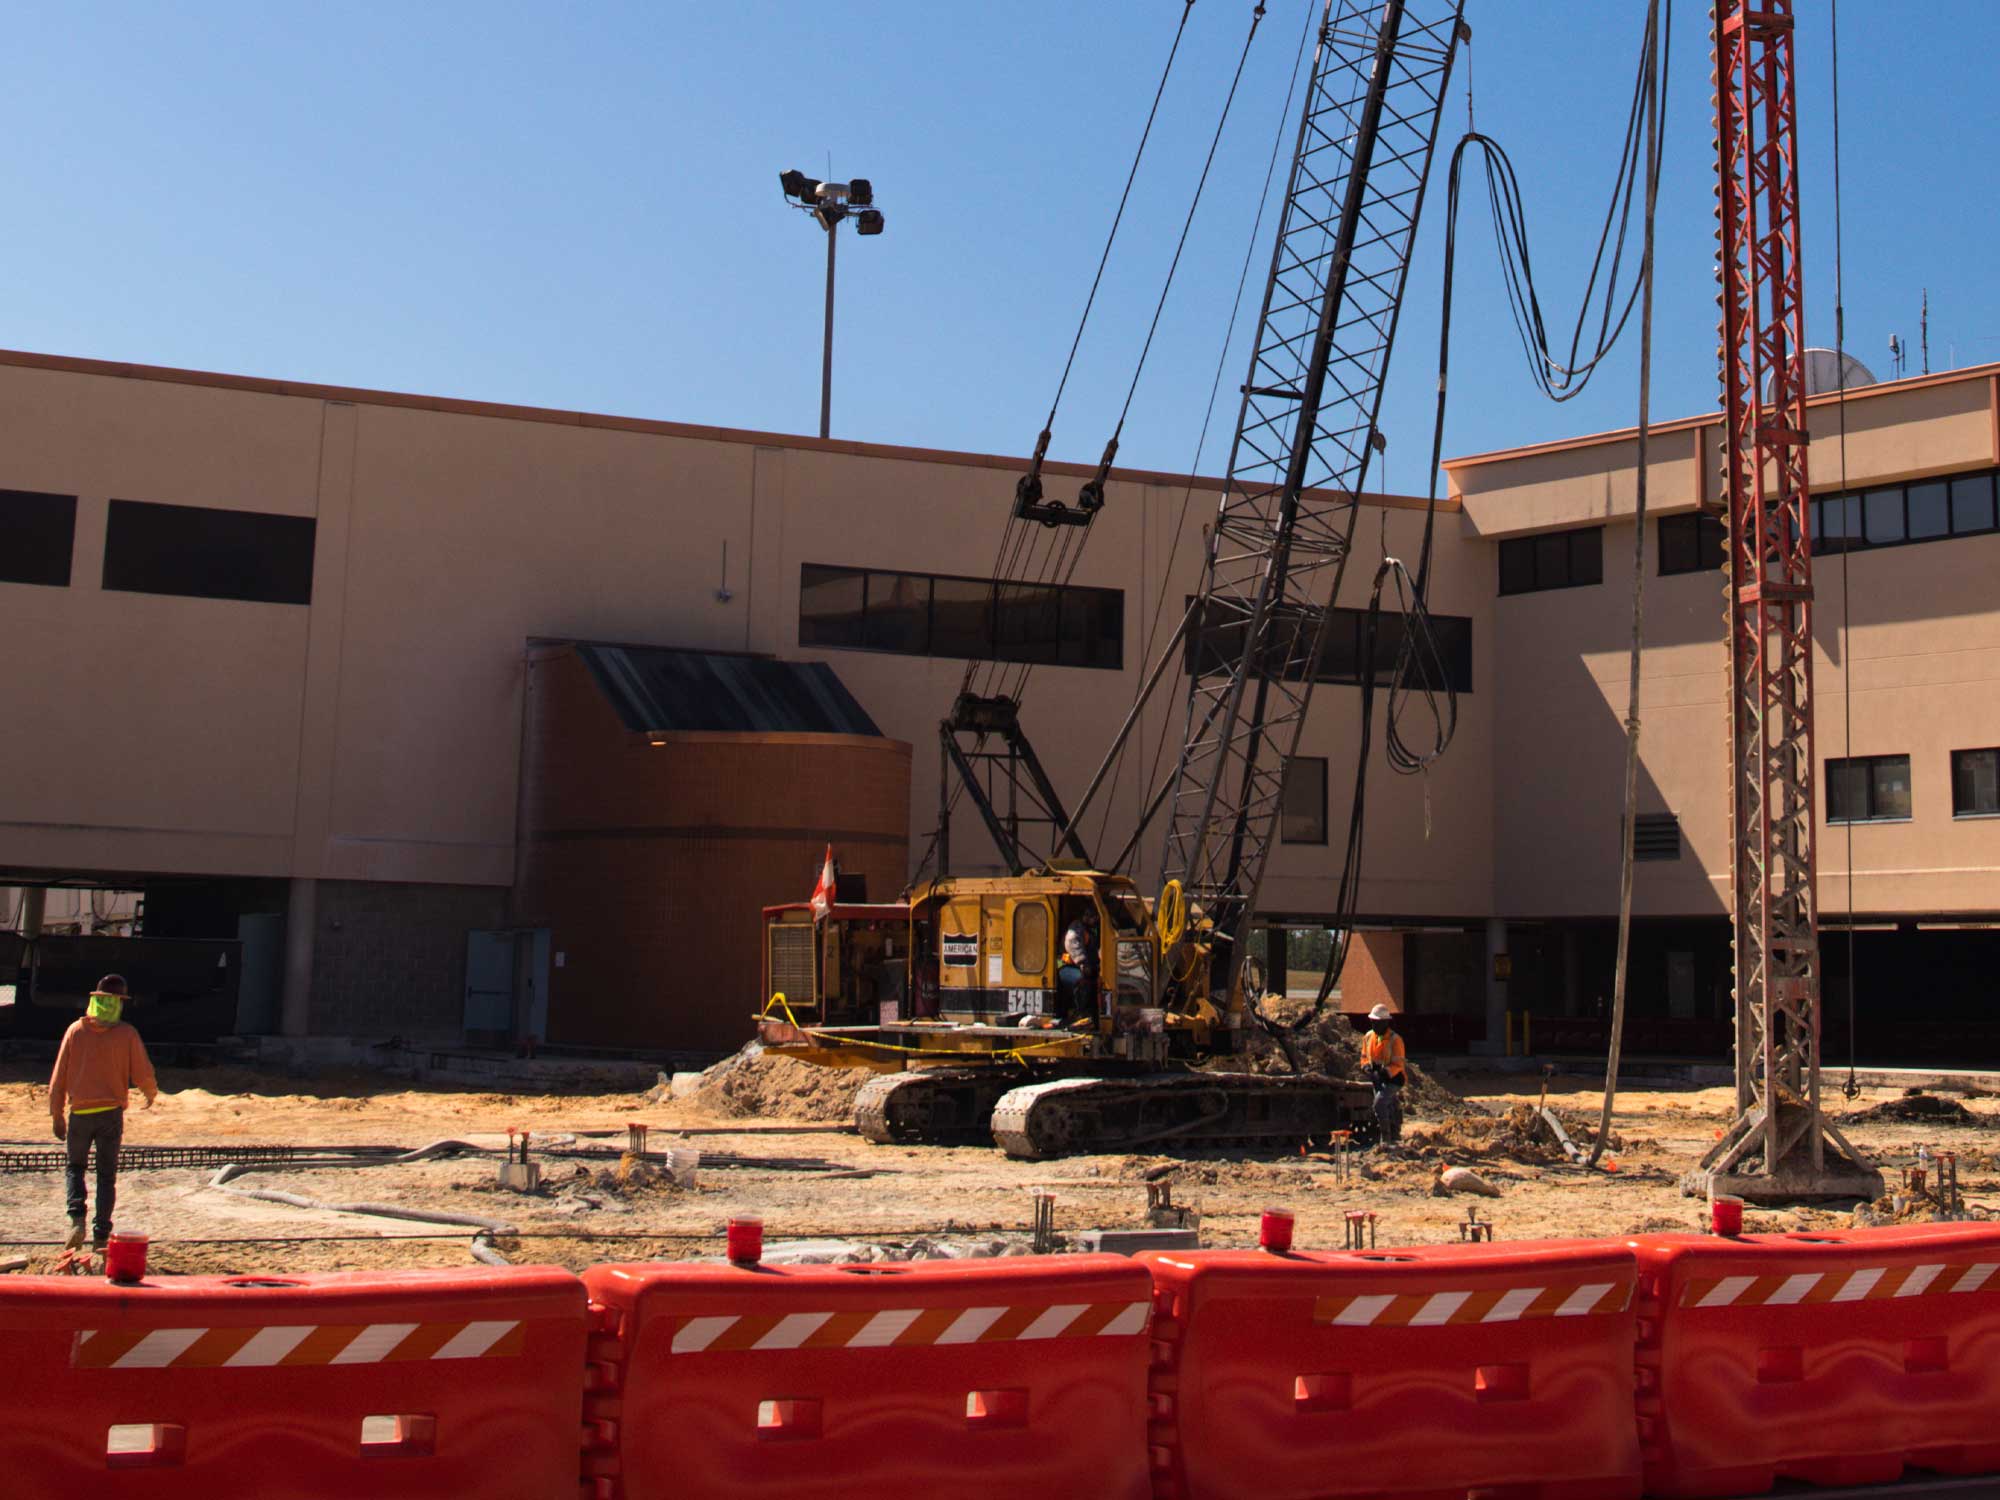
xmin=778 ymin=170 xmax=884 ymax=439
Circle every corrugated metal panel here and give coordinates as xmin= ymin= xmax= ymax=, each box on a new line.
xmin=571 ymin=644 xmax=881 ymax=737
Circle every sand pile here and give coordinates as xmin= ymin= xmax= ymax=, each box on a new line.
xmin=684 ymin=1043 xmax=869 ymax=1123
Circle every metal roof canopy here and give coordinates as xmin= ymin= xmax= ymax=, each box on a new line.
xmin=566 ymin=641 xmax=881 ymax=737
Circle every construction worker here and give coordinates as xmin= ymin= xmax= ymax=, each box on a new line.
xmin=1360 ymin=1002 xmax=1406 ymax=1145
xmin=1056 ymin=919 xmax=1100 ymax=1026
xmin=49 ymin=974 xmax=158 ymax=1251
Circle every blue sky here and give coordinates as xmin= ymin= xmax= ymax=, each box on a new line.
xmin=6 ymin=3 xmax=1994 ymax=489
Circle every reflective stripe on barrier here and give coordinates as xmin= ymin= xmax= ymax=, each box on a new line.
xmin=0 ymin=1267 xmax=587 ymax=1500
xmin=580 ymin=1253 xmax=1154 ymax=1500
xmin=1632 ymin=1223 xmax=2000 ymax=1498
xmin=1140 ymin=1239 xmax=1643 ymax=1500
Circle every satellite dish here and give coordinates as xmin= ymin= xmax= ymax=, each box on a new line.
xmin=1801 ymin=348 xmax=1877 ymax=395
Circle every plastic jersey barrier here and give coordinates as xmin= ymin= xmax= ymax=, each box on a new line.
xmin=580 ymin=1252 xmax=1154 ymax=1500
xmin=1139 ymin=1238 xmax=1643 ymax=1500
xmin=1632 ymin=1223 xmax=2000 ymax=1498
xmin=0 ymin=1265 xmax=588 ymax=1500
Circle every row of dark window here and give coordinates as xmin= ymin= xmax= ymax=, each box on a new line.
xmin=799 ymin=563 xmax=1125 ymax=671
xmin=1827 ymin=750 xmax=2000 ymax=824
xmin=1185 ymin=599 xmax=1476 ymax=694
xmin=1503 ymin=468 xmax=2000 ymax=594
xmin=0 ymin=489 xmax=316 ymax=605
xmin=1498 ymin=526 xmax=1603 ymax=595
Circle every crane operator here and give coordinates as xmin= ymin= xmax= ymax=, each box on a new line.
xmin=1361 ymin=1003 xmax=1407 ymax=1145
xmin=1056 ymin=919 xmax=1100 ymax=1027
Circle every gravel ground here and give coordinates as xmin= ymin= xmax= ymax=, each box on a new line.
xmin=1 ymin=1062 xmax=1993 ymax=1275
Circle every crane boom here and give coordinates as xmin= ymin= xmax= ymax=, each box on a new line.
xmin=1159 ymin=0 xmax=1464 ymax=985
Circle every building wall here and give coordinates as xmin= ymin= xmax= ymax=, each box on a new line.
xmin=0 ymin=349 xmax=1487 ymax=929
xmin=1453 ymin=367 xmax=2000 ymax=924
xmin=307 ymin=880 xmax=508 ymax=1039
xmin=1 ymin=347 xmax=1996 ymax=1056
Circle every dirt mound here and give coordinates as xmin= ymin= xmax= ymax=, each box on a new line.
xmin=1414 ymin=1103 xmax=1610 ymax=1165
xmin=1843 ymin=1091 xmax=1975 ymax=1125
xmin=684 ymin=1043 xmax=868 ymax=1123
xmin=1208 ymin=999 xmax=1461 ymax=1117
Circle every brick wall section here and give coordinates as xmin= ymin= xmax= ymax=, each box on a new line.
xmin=309 ymin=880 xmax=507 ymax=1038
xmin=1338 ymin=931 xmax=1405 ymax=1016
xmin=514 ymin=647 xmax=911 ymax=1053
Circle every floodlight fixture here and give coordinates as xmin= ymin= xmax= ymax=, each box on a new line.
xmin=776 ymin=166 xmax=886 ymax=440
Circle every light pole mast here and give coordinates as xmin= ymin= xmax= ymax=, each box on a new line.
xmin=779 ymin=170 xmax=885 ymax=441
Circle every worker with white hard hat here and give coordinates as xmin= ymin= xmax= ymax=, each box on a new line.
xmin=1359 ymin=1003 xmax=1406 ymax=1145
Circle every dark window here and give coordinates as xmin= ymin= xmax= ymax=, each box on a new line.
xmin=1827 ymin=753 xmax=1912 ymax=824
xmin=1280 ymin=756 xmax=1327 ymax=844
xmin=1809 ymin=467 xmax=2000 ymax=557
xmin=1906 ymin=481 xmax=1950 ymax=540
xmin=799 ymin=565 xmax=866 ymax=648
xmin=0 ymin=488 xmax=77 ymax=588
xmin=1953 ymin=748 xmax=2000 ymax=818
xmin=1815 ymin=493 xmax=1860 ymax=552
xmin=929 ymin=575 xmax=992 ymax=659
xmin=1632 ymin=813 xmax=1682 ymax=861
xmin=1185 ymin=599 xmax=1473 ymax=693
xmin=1569 ymin=525 xmax=1604 ymax=586
xmin=102 ymin=500 xmax=315 ymax=605
xmin=863 ymin=571 xmax=928 ymax=653
xmin=1862 ymin=487 xmax=1904 ymax=546
xmin=1498 ymin=525 xmax=1604 ymax=594
xmin=798 ymin=564 xmax=1123 ymax=671
xmin=1658 ymin=513 xmax=1727 ymax=576
xmin=1952 ymin=473 xmax=1998 ymax=535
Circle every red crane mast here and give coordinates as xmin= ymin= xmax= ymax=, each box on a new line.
xmin=1693 ymin=0 xmax=1879 ymax=1203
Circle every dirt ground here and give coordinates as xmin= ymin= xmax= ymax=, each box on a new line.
xmin=3 ymin=1058 xmax=1994 ymax=1277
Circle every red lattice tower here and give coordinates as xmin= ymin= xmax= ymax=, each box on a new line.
xmin=1691 ymin=0 xmax=1878 ymax=1202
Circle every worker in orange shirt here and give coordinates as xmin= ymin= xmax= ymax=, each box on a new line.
xmin=1360 ymin=1002 xmax=1406 ymax=1145
xmin=49 ymin=975 xmax=158 ymax=1252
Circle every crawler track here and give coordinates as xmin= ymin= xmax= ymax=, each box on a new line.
xmin=990 ymin=1072 xmax=1375 ymax=1159
xmin=854 ymin=1070 xmax=1021 ymax=1147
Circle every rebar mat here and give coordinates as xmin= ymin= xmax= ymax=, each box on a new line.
xmin=0 ymin=1145 xmax=320 ymax=1174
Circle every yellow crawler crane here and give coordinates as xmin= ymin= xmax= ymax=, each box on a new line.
xmin=755 ymin=1 xmax=1467 ymax=1157
xmin=756 ymin=867 xmax=1371 ymax=1158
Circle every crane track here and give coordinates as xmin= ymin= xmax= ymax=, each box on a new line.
xmin=990 ymin=1073 xmax=1375 ymax=1160
xmin=854 ymin=1070 xmax=1019 ymax=1147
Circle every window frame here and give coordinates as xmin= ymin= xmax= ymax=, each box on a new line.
xmin=1810 ymin=466 xmax=2000 ymax=557
xmin=798 ymin=563 xmax=1124 ymax=671
xmin=1657 ymin=512 xmax=1727 ymax=577
xmin=1951 ymin=747 xmax=2000 ymax=820
xmin=1498 ymin=525 xmax=1605 ymax=595
xmin=0 ymin=488 xmax=78 ymax=589
xmin=101 ymin=499 xmax=316 ymax=606
xmin=1182 ymin=599 xmax=1473 ymax=694
xmin=1825 ymin=752 xmax=1914 ymax=825
xmin=1280 ymin=755 xmax=1329 ymax=846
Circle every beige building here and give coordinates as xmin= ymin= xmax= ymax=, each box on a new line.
xmin=0 ymin=348 xmax=1994 ymax=1061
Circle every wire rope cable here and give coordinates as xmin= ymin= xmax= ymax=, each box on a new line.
xmin=1259 ymin=1 xmax=1668 ymax=1044
xmin=1829 ymin=0 xmax=1860 ymax=1098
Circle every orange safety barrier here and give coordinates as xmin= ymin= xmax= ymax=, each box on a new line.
xmin=580 ymin=1252 xmax=1154 ymax=1500
xmin=0 ymin=1265 xmax=588 ymax=1499
xmin=1632 ymin=1222 xmax=2000 ymax=1497
xmin=1140 ymin=1238 xmax=1642 ymax=1500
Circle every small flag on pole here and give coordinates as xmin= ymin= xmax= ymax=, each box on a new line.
xmin=810 ymin=845 xmax=836 ymax=917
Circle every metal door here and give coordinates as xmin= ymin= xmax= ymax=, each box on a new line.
xmin=464 ymin=930 xmax=515 ymax=1038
